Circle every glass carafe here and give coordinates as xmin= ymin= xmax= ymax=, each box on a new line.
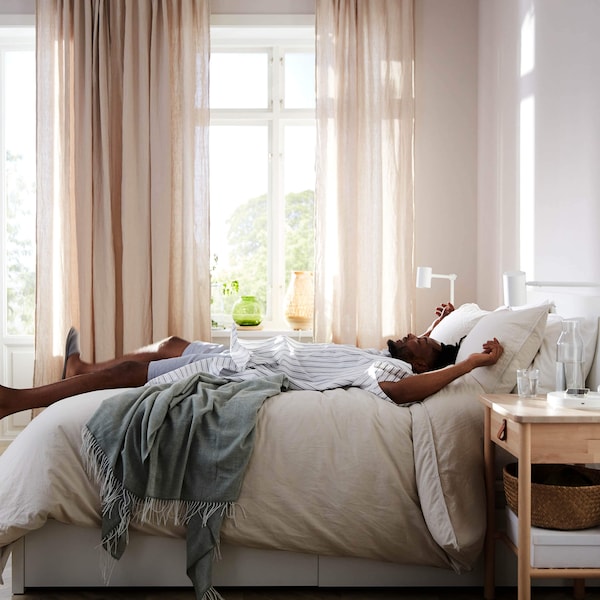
xmin=555 ymin=319 xmax=584 ymax=391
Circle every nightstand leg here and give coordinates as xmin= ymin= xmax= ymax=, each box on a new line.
xmin=483 ymin=406 xmax=495 ymax=600
xmin=518 ymin=424 xmax=532 ymax=600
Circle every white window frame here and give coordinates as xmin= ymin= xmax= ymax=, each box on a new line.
xmin=209 ymin=15 xmax=315 ymax=332
xmin=0 ymin=14 xmax=36 ymax=450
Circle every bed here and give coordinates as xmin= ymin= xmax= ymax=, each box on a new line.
xmin=1 ymin=289 xmax=600 ymax=595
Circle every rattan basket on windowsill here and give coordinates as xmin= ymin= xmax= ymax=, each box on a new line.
xmin=503 ymin=463 xmax=600 ymax=530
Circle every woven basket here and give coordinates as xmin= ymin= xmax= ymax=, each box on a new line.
xmin=503 ymin=463 xmax=600 ymax=530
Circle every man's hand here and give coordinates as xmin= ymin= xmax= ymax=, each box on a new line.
xmin=434 ymin=302 xmax=455 ymax=320
xmin=424 ymin=302 xmax=455 ymax=337
xmin=466 ymin=338 xmax=503 ymax=368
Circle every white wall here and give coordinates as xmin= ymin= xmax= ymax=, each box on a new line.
xmin=478 ymin=0 xmax=600 ymax=309
xmin=414 ymin=0 xmax=479 ymax=332
xmin=0 ymin=0 xmax=34 ymax=13
xmin=476 ymin=0 xmax=521 ymax=309
xmin=533 ymin=0 xmax=600 ymax=281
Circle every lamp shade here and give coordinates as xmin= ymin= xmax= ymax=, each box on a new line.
xmin=503 ymin=271 xmax=527 ymax=307
xmin=416 ymin=266 xmax=433 ymax=288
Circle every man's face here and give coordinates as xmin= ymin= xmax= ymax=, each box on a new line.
xmin=388 ymin=334 xmax=442 ymax=373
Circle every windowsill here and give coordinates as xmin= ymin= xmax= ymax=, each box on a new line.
xmin=211 ymin=327 xmax=313 ymax=344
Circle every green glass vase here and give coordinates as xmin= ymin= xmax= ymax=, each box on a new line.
xmin=232 ymin=295 xmax=262 ymax=327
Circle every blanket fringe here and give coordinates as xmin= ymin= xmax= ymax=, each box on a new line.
xmin=97 ymin=545 xmax=118 ymax=584
xmin=204 ymin=586 xmax=225 ymax=600
xmin=81 ymin=427 xmax=236 ymax=556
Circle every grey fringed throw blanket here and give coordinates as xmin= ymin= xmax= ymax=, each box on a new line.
xmin=81 ymin=372 xmax=286 ymax=600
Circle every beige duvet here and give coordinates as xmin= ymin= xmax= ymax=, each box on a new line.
xmin=0 ymin=377 xmax=486 ymax=577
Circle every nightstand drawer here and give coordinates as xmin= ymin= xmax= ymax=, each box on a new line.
xmin=491 ymin=411 xmax=521 ymax=455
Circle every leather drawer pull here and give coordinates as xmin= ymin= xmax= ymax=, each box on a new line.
xmin=497 ymin=419 xmax=507 ymax=441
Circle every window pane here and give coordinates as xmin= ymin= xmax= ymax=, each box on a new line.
xmin=210 ymin=125 xmax=269 ymax=326
xmin=4 ymin=50 xmax=36 ymax=335
xmin=283 ymin=125 xmax=315 ymax=281
xmin=210 ymin=53 xmax=269 ymax=109
xmin=208 ymin=34 xmax=316 ymax=329
xmin=284 ymin=52 xmax=315 ymax=109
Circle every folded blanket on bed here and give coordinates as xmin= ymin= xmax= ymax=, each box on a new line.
xmin=81 ymin=372 xmax=286 ymax=600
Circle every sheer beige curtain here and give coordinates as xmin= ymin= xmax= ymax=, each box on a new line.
xmin=35 ymin=0 xmax=210 ymax=385
xmin=314 ymin=0 xmax=415 ymax=348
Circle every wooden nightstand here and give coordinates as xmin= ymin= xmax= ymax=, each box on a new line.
xmin=478 ymin=393 xmax=600 ymax=600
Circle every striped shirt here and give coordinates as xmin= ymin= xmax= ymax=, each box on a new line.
xmin=146 ymin=328 xmax=414 ymax=403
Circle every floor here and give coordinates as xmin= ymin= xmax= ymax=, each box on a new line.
xmin=2 ymin=589 xmax=597 ymax=600
xmin=2 ymin=553 xmax=600 ymax=600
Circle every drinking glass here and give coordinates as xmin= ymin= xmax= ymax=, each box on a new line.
xmin=528 ymin=368 xmax=539 ymax=397
xmin=516 ymin=369 xmax=530 ymax=398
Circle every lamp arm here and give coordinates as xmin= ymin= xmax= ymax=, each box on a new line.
xmin=431 ymin=273 xmax=458 ymax=281
xmin=526 ymin=281 xmax=600 ymax=288
xmin=430 ymin=273 xmax=457 ymax=304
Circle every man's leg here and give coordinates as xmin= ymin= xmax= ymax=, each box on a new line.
xmin=0 ymin=360 xmax=149 ymax=420
xmin=65 ymin=335 xmax=192 ymax=378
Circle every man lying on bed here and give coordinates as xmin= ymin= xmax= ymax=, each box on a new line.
xmin=0 ymin=302 xmax=503 ymax=419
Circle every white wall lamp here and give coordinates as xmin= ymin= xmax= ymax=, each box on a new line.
xmin=503 ymin=270 xmax=527 ymax=307
xmin=503 ymin=270 xmax=600 ymax=307
xmin=416 ymin=266 xmax=457 ymax=304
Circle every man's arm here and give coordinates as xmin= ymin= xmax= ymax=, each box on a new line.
xmin=380 ymin=338 xmax=503 ymax=405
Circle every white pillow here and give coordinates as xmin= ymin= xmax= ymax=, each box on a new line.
xmin=428 ymin=303 xmax=490 ymax=345
xmin=531 ymin=314 xmax=599 ymax=394
xmin=455 ymin=303 xmax=549 ymax=393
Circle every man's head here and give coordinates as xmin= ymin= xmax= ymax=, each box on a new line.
xmin=387 ymin=334 xmax=461 ymax=374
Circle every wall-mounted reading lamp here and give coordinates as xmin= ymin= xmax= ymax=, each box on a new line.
xmin=416 ymin=266 xmax=457 ymax=304
xmin=503 ymin=271 xmax=527 ymax=307
xmin=503 ymin=270 xmax=600 ymax=307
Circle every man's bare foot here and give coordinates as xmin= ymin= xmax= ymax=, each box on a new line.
xmin=64 ymin=353 xmax=86 ymax=378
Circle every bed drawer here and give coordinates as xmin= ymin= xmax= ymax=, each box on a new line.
xmin=15 ymin=521 xmax=319 ymax=590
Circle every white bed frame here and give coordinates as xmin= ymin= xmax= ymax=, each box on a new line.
xmin=13 ymin=519 xmax=592 ymax=591
xmin=10 ymin=286 xmax=600 ymax=593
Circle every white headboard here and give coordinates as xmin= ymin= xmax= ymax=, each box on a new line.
xmin=526 ymin=283 xmax=600 ymax=391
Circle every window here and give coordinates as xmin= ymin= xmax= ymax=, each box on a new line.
xmin=209 ymin=18 xmax=316 ymax=329
xmin=0 ymin=22 xmax=36 ymax=338
xmin=0 ymin=16 xmax=317 ymax=339
xmin=0 ymin=18 xmax=36 ymax=446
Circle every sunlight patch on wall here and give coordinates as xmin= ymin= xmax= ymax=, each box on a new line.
xmin=519 ymin=95 xmax=535 ymax=278
xmin=519 ymin=4 xmax=535 ymax=278
xmin=520 ymin=6 xmax=535 ymax=77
